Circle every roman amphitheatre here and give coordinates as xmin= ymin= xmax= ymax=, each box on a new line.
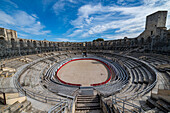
xmin=0 ymin=11 xmax=170 ymax=113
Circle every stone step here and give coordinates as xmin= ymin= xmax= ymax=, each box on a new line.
xmin=140 ymin=101 xmax=152 ymax=111
xmin=77 ymin=96 xmax=99 ymax=99
xmin=76 ymin=95 xmax=101 ymax=111
xmin=6 ymin=96 xmax=26 ymax=105
xmin=156 ymin=99 xmax=170 ymax=112
xmin=75 ymin=110 xmax=103 ymax=113
xmin=0 ymin=92 xmax=19 ymax=100
xmin=9 ymin=101 xmax=23 ymax=113
xmin=76 ymin=103 xmax=100 ymax=107
xmin=76 ymin=106 xmax=101 ymax=110
xmin=146 ymin=98 xmax=157 ymax=108
xmin=77 ymin=100 xmax=99 ymax=103
xmin=0 ymin=104 xmax=9 ymax=113
xmin=77 ymin=98 xmax=99 ymax=101
xmin=18 ymin=100 xmax=32 ymax=112
xmin=78 ymin=95 xmax=98 ymax=97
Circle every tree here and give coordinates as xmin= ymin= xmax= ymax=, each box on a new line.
xmin=93 ymin=38 xmax=104 ymax=42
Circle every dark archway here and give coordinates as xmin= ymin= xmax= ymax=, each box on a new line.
xmin=49 ymin=42 xmax=51 ymax=47
xmin=19 ymin=39 xmax=24 ymax=47
xmin=141 ymin=37 xmax=144 ymax=45
xmin=27 ymin=40 xmax=31 ymax=47
xmin=33 ymin=41 xmax=37 ymax=48
xmin=147 ymin=37 xmax=152 ymax=44
xmin=134 ymin=38 xmax=138 ymax=45
xmin=0 ymin=37 xmax=6 ymax=47
xmin=44 ymin=42 xmax=47 ymax=47
xmin=11 ymin=38 xmax=15 ymax=48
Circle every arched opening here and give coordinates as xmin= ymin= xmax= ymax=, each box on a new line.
xmin=19 ymin=39 xmax=24 ymax=47
xmin=44 ymin=42 xmax=47 ymax=47
xmin=135 ymin=38 xmax=138 ymax=45
xmin=11 ymin=38 xmax=15 ymax=48
xmin=101 ymin=42 xmax=103 ymax=46
xmin=49 ymin=42 xmax=51 ymax=47
xmin=131 ymin=40 xmax=134 ymax=46
xmin=39 ymin=42 xmax=42 ymax=47
xmin=53 ymin=43 xmax=56 ymax=47
xmin=124 ymin=40 xmax=126 ymax=45
xmin=141 ymin=37 xmax=144 ymax=44
xmin=147 ymin=37 xmax=152 ymax=44
xmin=0 ymin=37 xmax=6 ymax=47
xmin=33 ymin=41 xmax=37 ymax=48
xmin=27 ymin=40 xmax=31 ymax=47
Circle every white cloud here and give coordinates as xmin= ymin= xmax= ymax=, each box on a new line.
xmin=68 ymin=29 xmax=83 ymax=37
xmin=53 ymin=0 xmax=65 ymax=15
xmin=68 ymin=0 xmax=170 ymax=40
xmin=0 ymin=10 xmax=50 ymax=35
xmin=18 ymin=33 xmax=28 ymax=37
xmin=102 ymin=32 xmax=140 ymax=40
xmin=56 ymin=38 xmax=76 ymax=42
xmin=2 ymin=0 xmax=18 ymax=8
xmin=31 ymin=14 xmax=39 ymax=19
xmin=68 ymin=0 xmax=77 ymax=3
xmin=0 ymin=10 xmax=15 ymax=25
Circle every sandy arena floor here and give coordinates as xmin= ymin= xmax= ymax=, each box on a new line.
xmin=57 ymin=60 xmax=108 ymax=86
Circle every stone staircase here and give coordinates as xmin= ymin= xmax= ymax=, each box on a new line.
xmin=140 ymin=92 xmax=170 ymax=113
xmin=75 ymin=95 xmax=102 ymax=113
xmin=0 ymin=92 xmax=32 ymax=113
xmin=0 ymin=67 xmax=15 ymax=78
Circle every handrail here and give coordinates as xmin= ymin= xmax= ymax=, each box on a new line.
xmin=48 ymin=101 xmax=68 ymax=113
xmin=13 ymin=55 xmax=68 ymax=103
xmin=91 ymin=51 xmax=157 ymax=112
xmin=94 ymin=51 xmax=157 ymax=99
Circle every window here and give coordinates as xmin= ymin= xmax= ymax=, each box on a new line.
xmin=151 ymin=31 xmax=153 ymax=35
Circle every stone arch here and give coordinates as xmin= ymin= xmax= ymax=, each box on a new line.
xmin=27 ymin=40 xmax=31 ymax=47
xmin=123 ymin=39 xmax=126 ymax=45
xmin=11 ymin=38 xmax=15 ymax=48
xmin=44 ymin=42 xmax=47 ymax=47
xmin=53 ymin=42 xmax=56 ymax=47
xmin=134 ymin=38 xmax=138 ymax=45
xmin=131 ymin=40 xmax=134 ymax=46
xmin=141 ymin=37 xmax=144 ymax=44
xmin=49 ymin=42 xmax=51 ymax=47
xmin=127 ymin=40 xmax=130 ymax=46
xmin=19 ymin=39 xmax=24 ymax=47
xmin=39 ymin=41 xmax=42 ymax=47
xmin=33 ymin=41 xmax=37 ymax=48
xmin=0 ymin=37 xmax=6 ymax=47
xmin=147 ymin=36 xmax=152 ymax=43
xmin=101 ymin=42 xmax=103 ymax=46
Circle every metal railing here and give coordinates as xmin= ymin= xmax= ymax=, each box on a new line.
xmin=12 ymin=53 xmax=79 ymax=113
xmin=48 ymin=100 xmax=68 ymax=113
xmin=13 ymin=55 xmax=68 ymax=103
xmin=91 ymin=50 xmax=158 ymax=112
xmin=112 ymin=95 xmax=142 ymax=113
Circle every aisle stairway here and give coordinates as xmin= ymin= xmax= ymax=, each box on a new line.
xmin=75 ymin=95 xmax=103 ymax=113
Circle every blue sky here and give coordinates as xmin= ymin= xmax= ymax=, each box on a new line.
xmin=0 ymin=0 xmax=170 ymax=42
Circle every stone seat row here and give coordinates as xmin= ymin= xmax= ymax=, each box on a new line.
xmin=89 ymin=51 xmax=156 ymax=100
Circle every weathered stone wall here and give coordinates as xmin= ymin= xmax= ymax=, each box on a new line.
xmin=0 ymin=11 xmax=169 ymax=58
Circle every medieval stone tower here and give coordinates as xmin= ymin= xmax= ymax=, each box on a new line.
xmin=145 ymin=11 xmax=167 ymax=36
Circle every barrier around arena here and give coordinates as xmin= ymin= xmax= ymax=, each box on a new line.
xmin=54 ymin=57 xmax=113 ymax=86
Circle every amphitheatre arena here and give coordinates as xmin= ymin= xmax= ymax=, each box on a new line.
xmin=0 ymin=10 xmax=170 ymax=113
